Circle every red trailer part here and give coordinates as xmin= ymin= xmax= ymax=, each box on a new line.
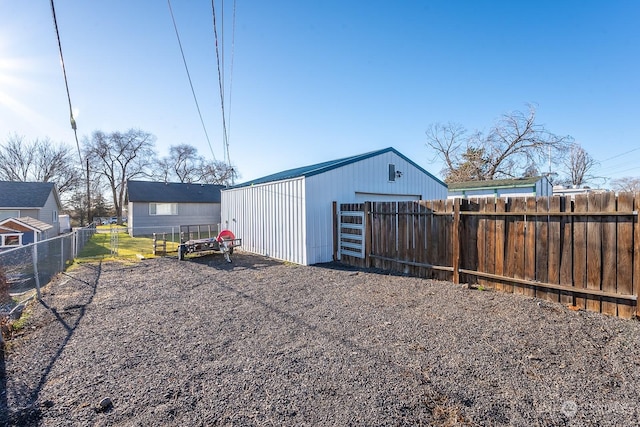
xmin=178 ymin=228 xmax=241 ymax=262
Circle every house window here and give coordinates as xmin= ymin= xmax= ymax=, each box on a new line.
xmin=388 ymin=164 xmax=396 ymax=182
xmin=1 ymin=234 xmax=21 ymax=247
xmin=53 ymin=210 xmax=58 ymax=222
xmin=0 ymin=210 xmax=20 ymax=221
xmin=149 ymin=203 xmax=178 ymax=216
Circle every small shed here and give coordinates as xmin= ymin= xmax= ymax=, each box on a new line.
xmin=0 ymin=225 xmax=22 ymax=250
xmin=221 ymin=147 xmax=447 ymax=265
xmin=0 ymin=217 xmax=54 ymax=245
xmin=447 ymin=176 xmax=552 ymax=199
xmin=126 ymin=180 xmax=224 ymax=236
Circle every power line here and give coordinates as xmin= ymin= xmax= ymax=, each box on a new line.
xmin=49 ymin=0 xmax=81 ymax=164
xmin=599 ymin=146 xmax=640 ymax=163
xmin=167 ymin=0 xmax=217 ymax=161
xmin=49 ymin=0 xmax=91 ymax=225
xmin=211 ymin=0 xmax=232 ymax=166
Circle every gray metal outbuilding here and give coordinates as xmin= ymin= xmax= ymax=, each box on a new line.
xmin=221 ymin=147 xmax=447 ymax=265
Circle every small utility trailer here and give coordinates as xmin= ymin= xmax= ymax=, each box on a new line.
xmin=177 ymin=225 xmax=241 ymax=262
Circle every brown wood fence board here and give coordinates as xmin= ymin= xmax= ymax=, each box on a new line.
xmin=524 ymin=198 xmax=537 ymax=298
xmin=419 ymin=202 xmax=429 ymax=278
xmin=547 ymin=196 xmax=561 ymax=303
xmin=617 ymin=193 xmax=634 ymax=319
xmin=513 ymin=198 xmax=527 ymax=294
xmin=477 ymin=198 xmax=487 ymax=289
xmin=495 ymin=198 xmax=507 ymax=292
xmin=448 ymin=199 xmax=456 ymax=282
xmin=559 ymin=196 xmax=574 ymax=305
xmin=397 ymin=202 xmax=407 ymax=273
xmin=586 ymin=193 xmax=603 ymax=313
xmin=485 ymin=199 xmax=497 ymax=289
xmin=436 ymin=199 xmax=446 ymax=281
xmin=460 ymin=199 xmax=476 ymax=284
xmin=602 ymin=192 xmax=618 ymax=316
xmin=337 ymin=192 xmax=639 ymax=319
xmin=535 ymin=197 xmax=549 ymax=300
xmin=573 ymin=195 xmax=588 ymax=309
xmin=632 ymin=193 xmax=640 ymax=318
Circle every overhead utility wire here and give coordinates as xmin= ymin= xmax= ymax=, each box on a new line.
xmin=211 ymin=0 xmax=231 ymax=165
xmin=50 ymin=0 xmax=91 ymax=225
xmin=168 ymin=0 xmax=217 ymax=161
xmin=49 ymin=0 xmax=82 ymax=164
xmin=226 ymin=0 xmax=237 ymax=153
xmin=599 ymin=146 xmax=640 ymax=163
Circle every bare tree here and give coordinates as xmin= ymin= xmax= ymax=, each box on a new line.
xmin=84 ymin=129 xmax=156 ymax=224
xmin=0 ymin=134 xmax=83 ymax=196
xmin=200 ymin=159 xmax=238 ymax=185
xmin=610 ymin=177 xmax=640 ymax=193
xmin=157 ymin=144 xmax=206 ymax=183
xmin=562 ymin=143 xmax=598 ymax=187
xmin=0 ymin=134 xmax=33 ymax=181
xmin=426 ymin=105 xmax=574 ymax=182
xmin=155 ymin=144 xmax=239 ymax=185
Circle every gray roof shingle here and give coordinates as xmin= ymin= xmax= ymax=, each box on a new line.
xmin=0 ymin=181 xmax=56 ymax=208
xmin=127 ymin=181 xmax=224 ymax=203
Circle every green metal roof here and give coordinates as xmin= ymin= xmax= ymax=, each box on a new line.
xmin=229 ymin=147 xmax=446 ymax=188
xmin=447 ymin=176 xmax=544 ymax=191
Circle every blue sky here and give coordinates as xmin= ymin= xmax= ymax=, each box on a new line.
xmin=0 ymin=1 xmax=638 ymax=185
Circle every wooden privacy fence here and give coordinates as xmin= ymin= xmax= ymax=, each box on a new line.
xmin=334 ymin=192 xmax=640 ymax=319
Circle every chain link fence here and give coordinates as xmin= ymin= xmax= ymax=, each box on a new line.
xmin=0 ymin=225 xmax=96 ymax=299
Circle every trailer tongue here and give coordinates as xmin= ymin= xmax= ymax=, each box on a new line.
xmin=178 ymin=227 xmax=241 ymax=262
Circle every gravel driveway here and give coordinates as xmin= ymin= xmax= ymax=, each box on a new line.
xmin=2 ymin=252 xmax=640 ymax=426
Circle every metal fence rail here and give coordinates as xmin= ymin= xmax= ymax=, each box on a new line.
xmin=0 ymin=225 xmax=96 ymax=298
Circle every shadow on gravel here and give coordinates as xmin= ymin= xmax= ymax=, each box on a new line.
xmin=0 ymin=262 xmax=102 ymax=426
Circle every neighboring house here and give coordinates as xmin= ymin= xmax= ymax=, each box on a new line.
xmin=126 ymin=180 xmax=225 ymax=236
xmin=0 ymin=181 xmax=62 ymax=236
xmin=221 ymin=147 xmax=448 ymax=265
xmin=447 ymin=176 xmax=552 ymax=200
xmin=0 ymin=217 xmax=54 ymax=245
xmin=0 ymin=225 xmax=22 ymax=250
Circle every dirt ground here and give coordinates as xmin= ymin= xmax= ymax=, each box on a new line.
xmin=1 ymin=251 xmax=640 ymax=426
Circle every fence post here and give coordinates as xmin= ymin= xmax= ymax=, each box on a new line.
xmin=452 ymin=198 xmax=461 ymax=284
xmin=60 ymin=237 xmax=65 ymax=272
xmin=364 ymin=201 xmax=372 ymax=268
xmin=32 ymin=244 xmax=41 ymax=299
xmin=332 ymin=201 xmax=338 ymax=261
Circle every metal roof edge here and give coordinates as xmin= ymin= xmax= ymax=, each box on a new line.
xmin=228 ymin=147 xmax=446 ymax=189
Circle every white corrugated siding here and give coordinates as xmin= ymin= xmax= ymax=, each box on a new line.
xmin=221 ymin=177 xmax=306 ymax=265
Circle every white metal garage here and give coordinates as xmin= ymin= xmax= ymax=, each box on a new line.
xmin=221 ymin=147 xmax=447 ymax=265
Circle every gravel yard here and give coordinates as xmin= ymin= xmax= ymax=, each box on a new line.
xmin=2 ymin=252 xmax=640 ymax=426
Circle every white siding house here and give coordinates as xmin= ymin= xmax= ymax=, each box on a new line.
xmin=447 ymin=176 xmax=553 ymax=200
xmin=221 ymin=147 xmax=447 ymax=265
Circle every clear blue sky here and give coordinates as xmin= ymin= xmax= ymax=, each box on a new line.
xmin=0 ymin=1 xmax=638 ymax=185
